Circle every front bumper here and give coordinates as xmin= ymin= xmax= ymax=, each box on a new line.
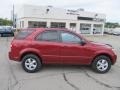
xmin=112 ymin=54 xmax=117 ymax=65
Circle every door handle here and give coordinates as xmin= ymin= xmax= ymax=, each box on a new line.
xmin=61 ymin=45 xmax=67 ymax=48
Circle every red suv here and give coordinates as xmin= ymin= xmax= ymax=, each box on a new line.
xmin=9 ymin=28 xmax=117 ymax=73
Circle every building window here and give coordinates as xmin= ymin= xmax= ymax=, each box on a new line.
xmin=28 ymin=21 xmax=47 ymax=28
xmin=22 ymin=21 xmax=24 ymax=28
xmin=77 ymin=16 xmax=93 ymax=21
xmin=20 ymin=21 xmax=21 ymax=28
xmin=80 ymin=24 xmax=91 ymax=34
xmin=51 ymin=22 xmax=66 ymax=28
xmin=70 ymin=23 xmax=76 ymax=32
xmin=93 ymin=24 xmax=103 ymax=34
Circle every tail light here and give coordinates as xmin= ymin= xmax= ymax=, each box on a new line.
xmin=10 ymin=44 xmax=12 ymax=48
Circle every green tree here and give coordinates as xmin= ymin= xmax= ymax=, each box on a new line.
xmin=105 ymin=22 xmax=120 ymax=28
xmin=0 ymin=18 xmax=13 ymax=26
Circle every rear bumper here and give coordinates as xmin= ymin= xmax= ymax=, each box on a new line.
xmin=9 ymin=51 xmax=20 ymax=62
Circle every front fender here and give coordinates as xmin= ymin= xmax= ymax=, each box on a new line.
xmin=92 ymin=49 xmax=116 ymax=64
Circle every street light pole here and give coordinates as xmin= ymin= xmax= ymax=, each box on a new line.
xmin=13 ymin=5 xmax=14 ymax=28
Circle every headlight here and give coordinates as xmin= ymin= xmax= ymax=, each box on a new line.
xmin=112 ymin=48 xmax=117 ymax=55
xmin=105 ymin=44 xmax=117 ymax=55
xmin=106 ymin=44 xmax=112 ymax=48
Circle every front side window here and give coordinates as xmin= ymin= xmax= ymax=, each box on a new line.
xmin=36 ymin=30 xmax=59 ymax=42
xmin=61 ymin=32 xmax=81 ymax=44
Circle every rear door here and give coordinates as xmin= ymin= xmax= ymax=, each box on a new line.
xmin=34 ymin=30 xmax=62 ymax=64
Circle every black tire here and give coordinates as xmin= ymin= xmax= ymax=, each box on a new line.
xmin=11 ymin=33 xmax=14 ymax=37
xmin=12 ymin=33 xmax=14 ymax=36
xmin=92 ymin=55 xmax=112 ymax=74
xmin=0 ymin=34 xmax=3 ymax=37
xmin=22 ymin=54 xmax=42 ymax=73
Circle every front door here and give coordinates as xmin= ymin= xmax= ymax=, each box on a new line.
xmin=60 ymin=31 xmax=89 ymax=64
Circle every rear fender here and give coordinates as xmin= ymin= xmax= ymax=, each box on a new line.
xmin=19 ymin=48 xmax=42 ymax=61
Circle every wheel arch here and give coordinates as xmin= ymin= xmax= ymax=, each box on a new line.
xmin=20 ymin=51 xmax=43 ymax=64
xmin=91 ymin=53 xmax=113 ymax=65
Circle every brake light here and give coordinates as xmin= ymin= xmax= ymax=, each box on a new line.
xmin=10 ymin=44 xmax=12 ymax=48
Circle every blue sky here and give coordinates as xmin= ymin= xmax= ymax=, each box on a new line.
xmin=0 ymin=0 xmax=120 ymax=23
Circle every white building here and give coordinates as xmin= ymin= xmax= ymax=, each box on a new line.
xmin=15 ymin=5 xmax=106 ymax=35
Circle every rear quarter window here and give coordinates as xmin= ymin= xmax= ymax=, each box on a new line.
xmin=15 ymin=30 xmax=35 ymax=39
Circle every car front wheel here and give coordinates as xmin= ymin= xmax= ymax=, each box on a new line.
xmin=22 ymin=54 xmax=42 ymax=73
xmin=92 ymin=55 xmax=112 ymax=73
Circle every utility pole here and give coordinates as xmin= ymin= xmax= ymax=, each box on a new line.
xmin=13 ymin=5 xmax=14 ymax=28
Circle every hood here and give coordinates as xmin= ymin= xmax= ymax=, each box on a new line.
xmin=90 ymin=41 xmax=112 ymax=49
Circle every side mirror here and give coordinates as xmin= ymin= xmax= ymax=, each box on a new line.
xmin=80 ymin=40 xmax=86 ymax=46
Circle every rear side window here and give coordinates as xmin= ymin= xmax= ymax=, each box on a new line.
xmin=15 ymin=30 xmax=34 ymax=39
xmin=36 ymin=30 xmax=59 ymax=42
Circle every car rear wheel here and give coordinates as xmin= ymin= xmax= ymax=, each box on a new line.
xmin=0 ymin=34 xmax=2 ymax=37
xmin=92 ymin=55 xmax=112 ymax=73
xmin=22 ymin=54 xmax=42 ymax=73
xmin=11 ymin=33 xmax=14 ymax=36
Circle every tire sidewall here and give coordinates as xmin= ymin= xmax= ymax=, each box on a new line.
xmin=92 ymin=55 xmax=112 ymax=74
xmin=0 ymin=34 xmax=2 ymax=37
xmin=22 ymin=54 xmax=42 ymax=73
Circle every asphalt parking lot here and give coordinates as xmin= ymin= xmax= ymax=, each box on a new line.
xmin=0 ymin=35 xmax=120 ymax=90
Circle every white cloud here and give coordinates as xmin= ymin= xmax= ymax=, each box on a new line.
xmin=89 ymin=0 xmax=119 ymax=22
xmin=0 ymin=0 xmax=120 ymax=22
xmin=0 ymin=0 xmax=12 ymax=19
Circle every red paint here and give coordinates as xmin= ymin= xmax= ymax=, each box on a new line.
xmin=9 ymin=28 xmax=117 ymax=65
